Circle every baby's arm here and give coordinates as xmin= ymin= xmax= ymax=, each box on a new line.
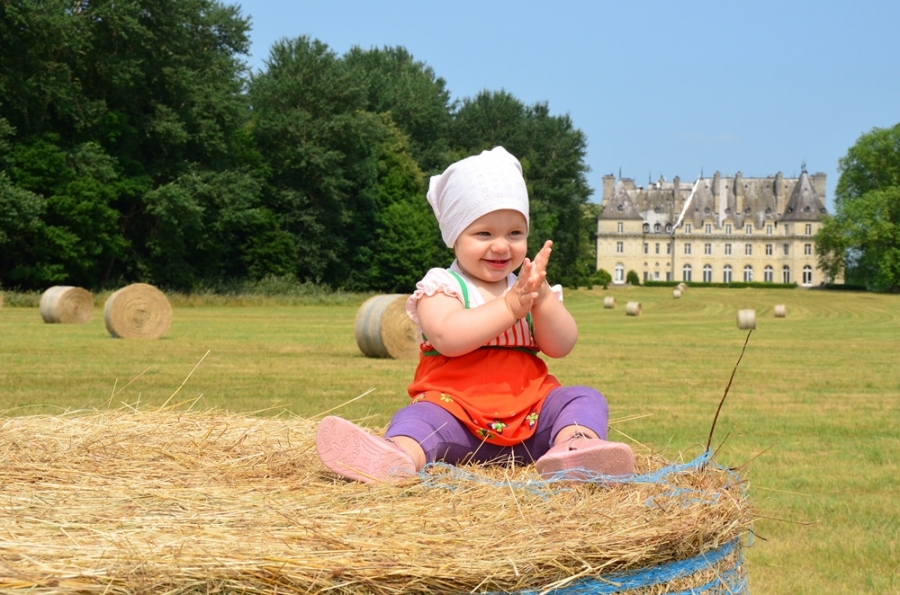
xmin=417 ymin=291 xmax=523 ymax=357
xmin=528 ymin=241 xmax=578 ymax=358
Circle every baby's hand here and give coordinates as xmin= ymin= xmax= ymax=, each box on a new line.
xmin=504 ymin=241 xmax=553 ymax=319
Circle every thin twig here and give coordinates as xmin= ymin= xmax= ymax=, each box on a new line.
xmin=705 ymin=330 xmax=752 ymax=454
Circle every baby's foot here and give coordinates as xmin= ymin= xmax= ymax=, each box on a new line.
xmin=535 ymin=435 xmax=634 ymax=481
xmin=316 ymin=416 xmax=416 ymax=483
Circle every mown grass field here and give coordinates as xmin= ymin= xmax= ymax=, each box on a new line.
xmin=1 ymin=285 xmax=898 ymax=594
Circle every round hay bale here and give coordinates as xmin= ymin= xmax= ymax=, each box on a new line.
xmin=603 ymin=296 xmax=616 ymax=309
xmin=103 ymin=283 xmax=172 ymax=339
xmin=0 ymin=409 xmax=753 ymax=595
xmin=737 ymin=309 xmax=756 ymax=330
xmin=677 ymin=282 xmax=687 ymax=292
xmin=39 ymin=286 xmax=93 ymax=324
xmin=774 ymin=304 xmax=787 ymax=318
xmin=355 ymin=294 xmax=419 ymax=359
xmin=626 ymin=301 xmax=642 ymax=316
xmin=673 ymin=288 xmax=682 ymax=299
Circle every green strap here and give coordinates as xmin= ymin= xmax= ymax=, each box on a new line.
xmin=448 ymin=269 xmax=470 ymax=308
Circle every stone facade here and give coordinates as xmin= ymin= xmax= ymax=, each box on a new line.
xmin=595 ymin=169 xmax=836 ymax=286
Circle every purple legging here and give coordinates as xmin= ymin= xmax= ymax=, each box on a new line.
xmin=384 ymin=385 xmax=609 ymax=466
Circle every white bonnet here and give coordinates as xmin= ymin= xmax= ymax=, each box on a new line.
xmin=426 ymin=146 xmax=529 ymax=248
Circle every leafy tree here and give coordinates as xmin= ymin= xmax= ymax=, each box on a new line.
xmin=817 ymin=123 xmax=900 ymax=291
xmin=0 ymin=0 xmax=256 ymax=290
xmin=344 ymin=46 xmax=454 ymax=173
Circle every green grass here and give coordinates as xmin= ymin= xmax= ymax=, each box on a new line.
xmin=1 ymin=286 xmax=898 ymax=594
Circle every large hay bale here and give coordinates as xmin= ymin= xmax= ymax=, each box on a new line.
xmin=355 ymin=294 xmax=419 ymax=359
xmin=39 ymin=285 xmax=93 ymax=324
xmin=0 ymin=409 xmax=753 ymax=595
xmin=603 ymin=296 xmax=616 ymax=309
xmin=626 ymin=301 xmax=642 ymax=316
xmin=774 ymin=304 xmax=787 ymax=318
xmin=103 ymin=283 xmax=172 ymax=339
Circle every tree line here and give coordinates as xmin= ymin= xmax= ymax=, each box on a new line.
xmin=0 ymin=0 xmax=597 ymax=293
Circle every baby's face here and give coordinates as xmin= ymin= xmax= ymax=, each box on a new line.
xmin=453 ymin=209 xmax=528 ymax=284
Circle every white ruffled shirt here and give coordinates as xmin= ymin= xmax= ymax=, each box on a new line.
xmin=406 ymin=261 xmax=563 ymax=351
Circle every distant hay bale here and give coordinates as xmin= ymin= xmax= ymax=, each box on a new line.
xmin=673 ymin=288 xmax=682 ymax=299
xmin=677 ymin=282 xmax=687 ymax=292
xmin=355 ymin=294 xmax=419 ymax=359
xmin=603 ymin=296 xmax=617 ymax=309
xmin=737 ymin=309 xmax=756 ymax=330
xmin=103 ymin=283 xmax=172 ymax=339
xmin=0 ymin=409 xmax=753 ymax=594
xmin=626 ymin=301 xmax=642 ymax=316
xmin=774 ymin=304 xmax=787 ymax=318
xmin=39 ymin=285 xmax=93 ymax=324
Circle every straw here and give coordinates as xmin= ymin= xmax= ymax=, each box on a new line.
xmin=0 ymin=408 xmax=753 ymax=594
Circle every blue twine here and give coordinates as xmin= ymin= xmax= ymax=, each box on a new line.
xmin=491 ymin=538 xmax=745 ymax=594
xmin=418 ymin=451 xmax=749 ymax=594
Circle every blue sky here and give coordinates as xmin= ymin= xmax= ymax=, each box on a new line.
xmin=234 ymin=0 xmax=899 ymax=209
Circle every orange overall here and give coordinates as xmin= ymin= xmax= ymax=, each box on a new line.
xmin=406 ymin=270 xmax=560 ymax=446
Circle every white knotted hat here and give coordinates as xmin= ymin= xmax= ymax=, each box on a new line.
xmin=426 ymin=146 xmax=529 ymax=248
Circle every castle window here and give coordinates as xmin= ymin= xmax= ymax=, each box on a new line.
xmin=765 ymin=243 xmax=773 ymax=256
xmin=743 ymin=265 xmax=753 ymax=282
xmin=654 ymin=223 xmax=661 ymax=233
xmin=724 ymin=243 xmax=732 ymax=256
xmin=766 ymin=225 xmax=773 ymax=235
xmin=784 ymin=224 xmax=791 ymax=235
xmin=745 ymin=225 xmax=752 ymax=234
xmin=685 ymin=224 xmax=692 ymax=233
xmin=803 ymin=265 xmax=813 ymax=285
xmin=682 ymin=264 xmax=693 ymax=282
xmin=704 ymin=243 xmax=712 ymax=255
xmin=705 ymin=224 xmax=712 ymax=234
xmin=745 ymin=243 xmax=752 ymax=256
xmin=666 ymin=243 xmax=671 ymax=254
xmin=703 ymin=265 xmax=713 ymax=283
xmin=764 ymin=265 xmax=774 ymax=282
xmin=726 ymin=224 xmax=732 ymax=234
xmin=783 ymin=265 xmax=791 ymax=284
xmin=805 ymin=224 xmax=812 ymax=235
xmin=723 ymin=265 xmax=733 ymax=283
xmin=643 ymin=223 xmax=650 ymax=233
xmin=684 ymin=243 xmax=692 ymax=255
xmin=655 ymin=243 xmax=660 ymax=254
xmin=665 ymin=224 xmax=673 ymax=233
xmin=783 ymin=243 xmax=790 ymax=256
xmin=616 ymin=241 xmax=624 ymax=254
xmin=643 ymin=242 xmax=649 ymax=254
xmin=804 ymin=243 xmax=812 ymax=255
xmin=617 ymin=222 xmax=624 ymax=233
xmin=615 ymin=264 xmax=625 ymax=283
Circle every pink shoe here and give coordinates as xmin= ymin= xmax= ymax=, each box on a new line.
xmin=535 ymin=435 xmax=634 ymax=480
xmin=316 ymin=416 xmax=417 ymax=483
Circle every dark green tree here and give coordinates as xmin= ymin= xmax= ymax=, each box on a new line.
xmin=344 ymin=46 xmax=454 ymax=173
xmin=0 ymin=0 xmax=257 ymax=290
xmin=817 ymin=123 xmax=900 ymax=291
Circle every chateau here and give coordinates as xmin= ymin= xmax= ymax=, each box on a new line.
xmin=595 ymin=169 xmax=834 ymax=286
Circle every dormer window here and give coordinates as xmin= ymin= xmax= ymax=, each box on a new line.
xmin=643 ymin=223 xmax=650 ymax=233
xmin=654 ymin=223 xmax=661 ymax=233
